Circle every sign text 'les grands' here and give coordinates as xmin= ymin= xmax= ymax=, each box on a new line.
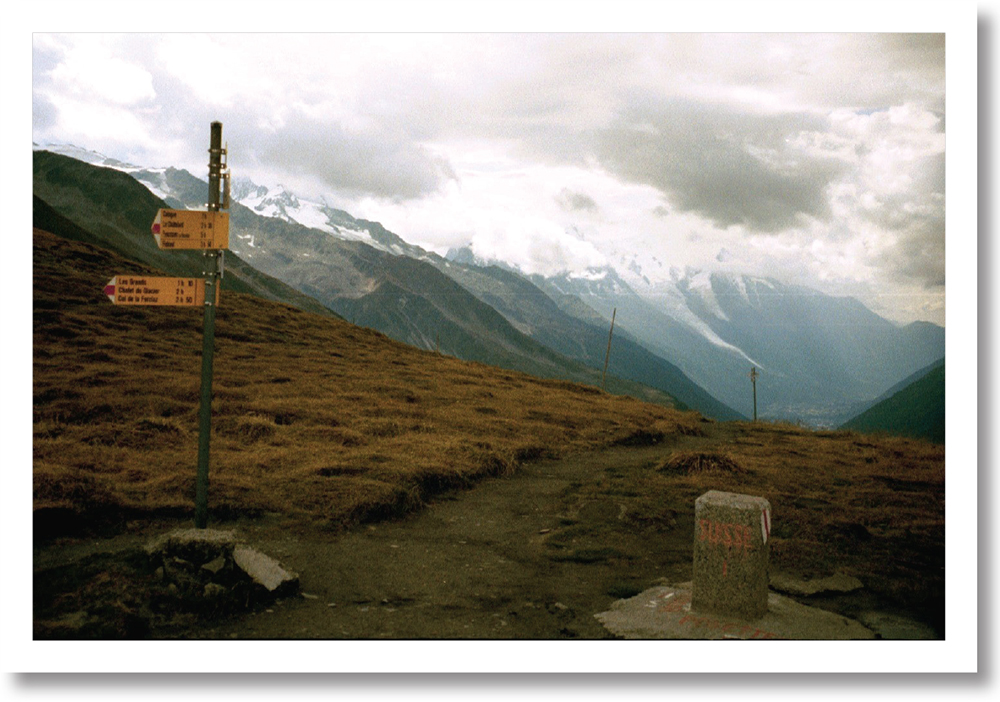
xmin=103 ymin=275 xmax=219 ymax=307
xmin=152 ymin=209 xmax=229 ymax=250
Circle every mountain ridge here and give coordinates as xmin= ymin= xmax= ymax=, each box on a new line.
xmin=840 ymin=363 xmax=945 ymax=443
xmin=34 ymin=148 xmax=731 ymax=417
xmin=34 ymin=142 xmax=944 ymax=427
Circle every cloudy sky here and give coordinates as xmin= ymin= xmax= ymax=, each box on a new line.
xmin=27 ymin=9 xmax=967 ymax=326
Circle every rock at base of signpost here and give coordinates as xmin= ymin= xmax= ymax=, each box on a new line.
xmin=144 ymin=528 xmax=238 ymax=564
xmin=233 ymin=545 xmax=299 ymax=596
xmin=144 ymin=528 xmax=299 ymax=612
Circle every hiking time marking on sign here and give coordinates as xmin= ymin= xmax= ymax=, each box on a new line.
xmin=103 ymin=275 xmax=219 ymax=306
xmin=152 ymin=209 xmax=229 ymax=250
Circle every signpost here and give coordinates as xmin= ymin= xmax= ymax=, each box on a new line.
xmin=152 ymin=209 xmax=229 ymax=250
xmin=194 ymin=121 xmax=228 ymax=529
xmin=103 ymin=121 xmax=230 ymax=529
xmin=103 ymin=275 xmax=218 ymax=306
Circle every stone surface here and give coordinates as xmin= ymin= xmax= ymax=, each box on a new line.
xmin=144 ymin=527 xmax=298 ymax=609
xmin=693 ymin=490 xmax=772 ymax=620
xmin=201 ymin=556 xmax=228 ymax=575
xmin=145 ymin=528 xmax=237 ymax=564
xmin=769 ymin=571 xmax=864 ymax=596
xmin=595 ymin=583 xmax=875 ymax=640
xmin=856 ymin=611 xmax=939 ymax=640
xmin=233 ymin=544 xmax=299 ymax=594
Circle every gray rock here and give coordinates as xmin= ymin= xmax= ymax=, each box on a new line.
xmin=594 ymin=583 xmax=874 ymax=640
xmin=146 ymin=528 xmax=237 ymax=564
xmin=769 ymin=572 xmax=864 ymax=596
xmin=233 ymin=545 xmax=299 ymax=595
xmin=201 ymin=556 xmax=228 ymax=575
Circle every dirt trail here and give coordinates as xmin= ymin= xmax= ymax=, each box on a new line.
xmin=181 ymin=436 xmax=712 ymax=640
xmin=36 ymin=421 xmax=938 ymax=640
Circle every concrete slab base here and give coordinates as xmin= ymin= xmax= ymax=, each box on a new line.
xmin=595 ymin=583 xmax=875 ymax=640
xmin=769 ymin=571 xmax=864 ymax=597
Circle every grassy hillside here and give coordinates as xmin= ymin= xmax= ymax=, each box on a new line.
xmin=840 ymin=364 xmax=945 ymax=444
xmin=33 ymin=151 xmax=340 ymax=319
xmin=32 ymin=227 xmax=704 ymax=536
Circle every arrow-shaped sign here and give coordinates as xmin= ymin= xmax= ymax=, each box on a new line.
xmin=151 ymin=209 xmax=229 ymax=250
xmin=103 ymin=275 xmax=217 ymax=306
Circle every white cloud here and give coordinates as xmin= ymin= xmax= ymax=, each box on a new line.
xmin=31 ymin=31 xmax=949 ymax=325
xmin=45 ymin=36 xmax=155 ymax=105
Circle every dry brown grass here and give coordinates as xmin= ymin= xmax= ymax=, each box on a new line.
xmin=574 ymin=419 xmax=944 ymax=622
xmin=33 ymin=228 xmax=945 ymax=629
xmin=656 ymin=451 xmax=747 ymax=475
xmin=33 ymin=228 xmax=702 ymax=535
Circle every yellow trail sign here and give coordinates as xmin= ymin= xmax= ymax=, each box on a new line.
xmin=151 ymin=209 xmax=229 ymax=250
xmin=104 ymin=275 xmax=219 ymax=306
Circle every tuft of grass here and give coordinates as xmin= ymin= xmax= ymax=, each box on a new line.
xmin=655 ymin=451 xmax=747 ymax=475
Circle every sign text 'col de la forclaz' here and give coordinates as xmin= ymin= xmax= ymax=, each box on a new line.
xmin=103 ymin=275 xmax=220 ymax=307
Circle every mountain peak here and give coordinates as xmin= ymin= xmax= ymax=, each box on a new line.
xmin=33 ymin=141 xmax=141 ymax=171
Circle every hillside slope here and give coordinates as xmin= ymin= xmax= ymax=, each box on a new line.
xmin=34 ymin=149 xmax=737 ymax=418
xmin=432 ymin=262 xmax=743 ymax=421
xmin=32 ymin=225 xmax=706 ymax=536
xmin=32 ymin=152 xmax=340 ymax=319
xmin=840 ymin=364 xmax=945 ymax=444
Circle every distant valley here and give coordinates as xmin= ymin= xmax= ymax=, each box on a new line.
xmin=33 ymin=143 xmax=945 ymax=429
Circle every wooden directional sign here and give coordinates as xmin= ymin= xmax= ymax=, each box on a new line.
xmin=151 ymin=209 xmax=229 ymax=250
xmin=104 ymin=275 xmax=218 ymax=306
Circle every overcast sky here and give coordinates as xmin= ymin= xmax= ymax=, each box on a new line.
xmin=30 ymin=20 xmax=957 ymax=325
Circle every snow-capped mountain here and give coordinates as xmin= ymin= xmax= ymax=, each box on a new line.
xmin=32 ymin=141 xmax=142 ymax=171
xmin=35 ymin=141 xmax=944 ymax=425
xmin=228 ymin=176 xmax=428 ymax=260
xmin=547 ymin=266 xmax=943 ymax=424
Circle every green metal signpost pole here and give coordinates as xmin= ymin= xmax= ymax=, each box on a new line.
xmin=195 ymin=121 xmax=225 ymax=529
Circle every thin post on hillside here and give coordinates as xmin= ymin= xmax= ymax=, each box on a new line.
xmin=602 ymin=307 xmax=617 ymax=391
xmin=749 ymin=366 xmax=759 ymax=422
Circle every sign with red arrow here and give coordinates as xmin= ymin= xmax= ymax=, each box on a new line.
xmin=104 ymin=275 xmax=218 ymax=306
xmin=152 ymin=209 xmax=229 ymax=250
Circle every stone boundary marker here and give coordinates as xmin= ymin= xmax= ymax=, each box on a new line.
xmin=693 ymin=490 xmax=771 ymax=620
xmin=594 ymin=489 xmax=876 ymax=639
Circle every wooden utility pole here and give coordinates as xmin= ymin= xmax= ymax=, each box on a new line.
xmin=602 ymin=307 xmax=617 ymax=391
xmin=749 ymin=366 xmax=759 ymax=422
